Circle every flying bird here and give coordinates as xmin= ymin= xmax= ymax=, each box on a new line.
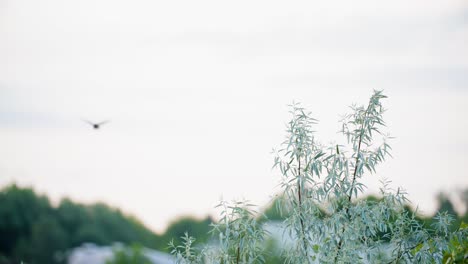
xmin=82 ymin=119 xmax=110 ymax=130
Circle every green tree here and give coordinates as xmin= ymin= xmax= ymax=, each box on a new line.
xmin=56 ymin=199 xmax=88 ymax=247
xmin=261 ymin=197 xmax=284 ymax=222
xmin=27 ymin=216 xmax=68 ymax=263
xmin=0 ymin=184 xmax=163 ymax=263
xmin=436 ymin=192 xmax=458 ymax=217
xmin=0 ymin=185 xmax=52 ymax=262
xmin=163 ymin=216 xmax=212 ymax=249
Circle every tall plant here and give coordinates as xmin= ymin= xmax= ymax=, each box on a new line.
xmin=171 ymin=90 xmax=467 ymax=263
xmin=273 ymin=90 xmax=465 ymax=263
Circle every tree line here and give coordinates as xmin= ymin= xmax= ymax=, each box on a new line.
xmin=0 ymin=184 xmax=212 ymax=264
xmin=0 ymin=183 xmax=466 ymax=264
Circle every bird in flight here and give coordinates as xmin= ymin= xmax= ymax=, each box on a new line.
xmin=82 ymin=119 xmax=110 ymax=130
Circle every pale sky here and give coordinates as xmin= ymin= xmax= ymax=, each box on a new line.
xmin=1 ymin=0 xmax=467 ymax=232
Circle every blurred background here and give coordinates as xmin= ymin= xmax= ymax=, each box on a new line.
xmin=1 ymin=0 xmax=467 ymax=263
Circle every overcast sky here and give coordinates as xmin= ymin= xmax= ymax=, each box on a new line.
xmin=1 ymin=0 xmax=467 ymax=232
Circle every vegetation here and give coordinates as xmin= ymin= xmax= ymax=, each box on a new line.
xmin=1 ymin=91 xmax=467 ymax=263
xmin=163 ymin=216 xmax=213 ymax=248
xmin=171 ymin=91 xmax=468 ymax=263
xmin=0 ymin=186 xmax=463 ymax=264
xmin=170 ymin=201 xmax=267 ymax=263
xmin=105 ymin=244 xmax=152 ymax=264
xmin=0 ymin=183 xmax=215 ymax=264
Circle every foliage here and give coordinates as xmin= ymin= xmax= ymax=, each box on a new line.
xmin=169 ymin=232 xmax=202 ymax=264
xmin=211 ymin=201 xmax=267 ymax=263
xmin=443 ymin=222 xmax=468 ymax=263
xmin=0 ymin=184 xmax=219 ymax=263
xmin=162 ymin=216 xmax=213 ymax=251
xmin=271 ymin=91 xmax=396 ymax=263
xmin=0 ymin=185 xmax=161 ymax=264
xmin=262 ymin=238 xmax=287 ymax=264
xmin=271 ymin=90 xmax=468 ymax=263
xmin=105 ymin=244 xmax=153 ymax=264
xmin=1 ymin=91 xmax=467 ymax=263
xmin=170 ymin=201 xmax=267 ymax=264
xmin=171 ymin=91 xmax=468 ymax=263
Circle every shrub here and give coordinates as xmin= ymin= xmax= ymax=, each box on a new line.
xmin=171 ymin=91 xmax=467 ymax=263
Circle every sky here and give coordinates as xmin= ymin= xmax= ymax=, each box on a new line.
xmin=1 ymin=0 xmax=467 ymax=233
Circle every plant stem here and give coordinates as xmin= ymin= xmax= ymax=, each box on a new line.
xmin=334 ymin=103 xmax=371 ymax=263
xmin=297 ymin=156 xmax=310 ymax=263
xmin=236 ymin=242 xmax=240 ymax=264
xmin=348 ymin=102 xmax=372 ymax=202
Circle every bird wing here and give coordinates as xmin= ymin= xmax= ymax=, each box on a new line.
xmin=97 ymin=120 xmax=110 ymax=126
xmin=81 ymin=119 xmax=95 ymax=126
